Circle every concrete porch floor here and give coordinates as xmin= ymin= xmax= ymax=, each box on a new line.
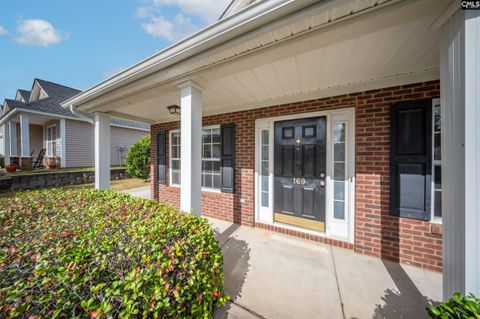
xmin=123 ymin=186 xmax=441 ymax=319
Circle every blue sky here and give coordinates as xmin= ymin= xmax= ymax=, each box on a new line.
xmin=0 ymin=0 xmax=230 ymax=100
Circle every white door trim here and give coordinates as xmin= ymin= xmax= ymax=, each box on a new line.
xmin=254 ymin=108 xmax=356 ymax=243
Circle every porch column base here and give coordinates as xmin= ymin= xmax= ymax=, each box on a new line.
xmin=20 ymin=157 xmax=33 ymax=171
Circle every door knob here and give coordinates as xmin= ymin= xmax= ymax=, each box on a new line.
xmin=320 ymin=181 xmax=325 ymax=187
xmin=320 ymin=173 xmax=325 ymax=178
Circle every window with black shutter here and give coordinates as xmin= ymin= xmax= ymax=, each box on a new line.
xmin=157 ymin=131 xmax=166 ymax=184
xmin=220 ymin=123 xmax=235 ymax=193
xmin=167 ymin=124 xmax=235 ymax=194
xmin=390 ymin=99 xmax=432 ymax=220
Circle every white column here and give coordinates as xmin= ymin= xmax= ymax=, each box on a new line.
xmin=178 ymin=80 xmax=202 ymax=216
xmin=60 ymin=119 xmax=66 ymax=168
xmin=19 ymin=113 xmax=30 ymax=157
xmin=441 ymin=9 xmax=480 ymax=298
xmin=8 ymin=122 xmax=17 ymax=156
xmin=94 ymin=113 xmax=110 ymax=189
xmin=3 ymin=124 xmax=10 ymax=164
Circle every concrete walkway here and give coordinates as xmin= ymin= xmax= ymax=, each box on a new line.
xmin=122 ymin=187 xmax=442 ymax=319
xmin=120 ymin=186 xmax=151 ymax=199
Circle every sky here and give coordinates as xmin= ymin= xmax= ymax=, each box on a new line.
xmin=0 ymin=0 xmax=231 ymax=101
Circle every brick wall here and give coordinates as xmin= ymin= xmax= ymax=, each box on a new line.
xmin=150 ymin=80 xmax=442 ymax=272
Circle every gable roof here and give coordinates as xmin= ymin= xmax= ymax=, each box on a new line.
xmin=4 ymin=98 xmax=27 ymax=108
xmin=16 ymin=90 xmax=31 ymax=102
xmin=33 ymin=79 xmax=81 ymax=101
xmin=1 ymin=79 xmax=150 ymax=131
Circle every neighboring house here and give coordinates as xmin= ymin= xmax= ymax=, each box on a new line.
xmin=0 ymin=79 xmax=149 ymax=169
xmin=63 ymin=0 xmax=480 ymax=298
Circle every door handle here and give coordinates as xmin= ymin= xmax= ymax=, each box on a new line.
xmin=320 ymin=181 xmax=325 ymax=187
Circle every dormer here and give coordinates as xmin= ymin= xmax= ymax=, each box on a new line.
xmin=29 ymin=79 xmax=49 ymax=102
xmin=220 ymin=0 xmax=261 ymax=20
xmin=2 ymin=100 xmax=11 ymax=116
xmin=15 ymin=89 xmax=31 ymax=103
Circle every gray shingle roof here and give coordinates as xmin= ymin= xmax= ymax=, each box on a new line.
xmin=1 ymin=79 xmax=149 ymax=131
xmin=17 ymin=89 xmax=31 ymax=102
xmin=4 ymin=98 xmax=27 ymax=108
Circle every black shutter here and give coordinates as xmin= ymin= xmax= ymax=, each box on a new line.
xmin=390 ymin=99 xmax=432 ymax=220
xmin=220 ymin=123 xmax=235 ymax=193
xmin=157 ymin=131 xmax=166 ymax=184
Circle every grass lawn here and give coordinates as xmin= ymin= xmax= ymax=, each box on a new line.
xmin=69 ymin=178 xmax=149 ymax=192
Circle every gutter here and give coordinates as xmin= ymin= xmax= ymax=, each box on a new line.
xmin=69 ymin=105 xmax=94 ymax=124
xmin=0 ymin=107 xmax=97 ymax=126
xmin=61 ymin=0 xmax=319 ymax=108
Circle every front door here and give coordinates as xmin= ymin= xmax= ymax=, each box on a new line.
xmin=273 ymin=117 xmax=327 ymax=231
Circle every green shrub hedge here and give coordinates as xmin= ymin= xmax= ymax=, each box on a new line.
xmin=427 ymin=293 xmax=480 ymax=318
xmin=0 ymin=188 xmax=227 ymax=318
xmin=125 ymin=135 xmax=151 ymax=180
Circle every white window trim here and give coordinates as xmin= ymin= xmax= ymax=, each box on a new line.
xmin=169 ymin=129 xmax=181 ymax=187
xmin=431 ymin=98 xmax=442 ymax=224
xmin=46 ymin=124 xmax=57 ymax=157
xmin=254 ymin=108 xmax=356 ymax=244
xmin=169 ymin=125 xmax=222 ymax=193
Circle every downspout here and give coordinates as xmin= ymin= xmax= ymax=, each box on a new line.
xmin=69 ymin=105 xmax=95 ymax=124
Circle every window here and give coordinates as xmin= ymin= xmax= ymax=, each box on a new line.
xmin=432 ymin=100 xmax=442 ymax=222
xmin=46 ymin=125 xmax=57 ymax=157
xmin=202 ymin=127 xmax=221 ymax=190
xmin=260 ymin=129 xmax=269 ymax=208
xmin=333 ymin=122 xmax=346 ymax=220
xmin=170 ymin=131 xmax=181 ymax=186
xmin=169 ymin=126 xmax=222 ymax=191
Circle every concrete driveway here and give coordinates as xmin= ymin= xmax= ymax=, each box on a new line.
xmin=122 ymin=187 xmax=441 ymax=319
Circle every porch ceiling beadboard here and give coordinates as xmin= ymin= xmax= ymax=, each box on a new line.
xmin=65 ymin=0 xmax=450 ymax=124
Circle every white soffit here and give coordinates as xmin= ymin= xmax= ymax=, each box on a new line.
xmin=97 ymin=0 xmax=445 ymax=123
xmin=70 ymin=0 xmax=412 ymax=112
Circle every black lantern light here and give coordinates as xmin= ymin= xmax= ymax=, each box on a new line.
xmin=167 ymin=104 xmax=180 ymax=115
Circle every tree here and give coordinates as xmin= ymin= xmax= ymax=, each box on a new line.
xmin=125 ymin=135 xmax=151 ymax=179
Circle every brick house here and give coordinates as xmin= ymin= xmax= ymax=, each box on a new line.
xmin=63 ymin=0 xmax=480 ymax=298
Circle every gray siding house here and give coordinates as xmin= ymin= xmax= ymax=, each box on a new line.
xmin=0 ymin=79 xmax=149 ymax=169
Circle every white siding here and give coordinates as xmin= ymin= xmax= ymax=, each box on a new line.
xmin=110 ymin=126 xmax=147 ymax=166
xmin=441 ymin=9 xmax=480 ymax=298
xmin=65 ymin=120 xmax=95 ymax=167
xmin=65 ymin=120 xmax=148 ymax=168
xmin=29 ymin=125 xmax=43 ymax=156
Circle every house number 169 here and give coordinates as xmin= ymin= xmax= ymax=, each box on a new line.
xmin=293 ymin=178 xmax=306 ymax=185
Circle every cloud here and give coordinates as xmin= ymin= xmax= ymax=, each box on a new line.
xmin=0 ymin=26 xmax=6 ymax=36
xmin=136 ymin=0 xmax=231 ymax=41
xmin=150 ymin=0 xmax=231 ymax=23
xmin=142 ymin=14 xmax=196 ymax=41
xmin=15 ymin=19 xmax=65 ymax=47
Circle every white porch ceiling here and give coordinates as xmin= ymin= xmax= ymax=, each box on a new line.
xmin=92 ymin=0 xmax=448 ymax=123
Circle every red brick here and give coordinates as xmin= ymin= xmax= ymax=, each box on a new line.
xmin=150 ymin=80 xmax=442 ymax=272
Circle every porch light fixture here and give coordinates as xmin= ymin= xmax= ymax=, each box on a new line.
xmin=167 ymin=104 xmax=180 ymax=115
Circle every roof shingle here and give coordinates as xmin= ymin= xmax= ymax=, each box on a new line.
xmin=2 ymin=79 xmax=149 ymax=131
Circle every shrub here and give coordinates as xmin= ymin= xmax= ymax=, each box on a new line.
xmin=0 ymin=188 xmax=227 ymax=318
xmin=427 ymin=293 xmax=480 ymax=318
xmin=125 ymin=135 xmax=151 ymax=180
